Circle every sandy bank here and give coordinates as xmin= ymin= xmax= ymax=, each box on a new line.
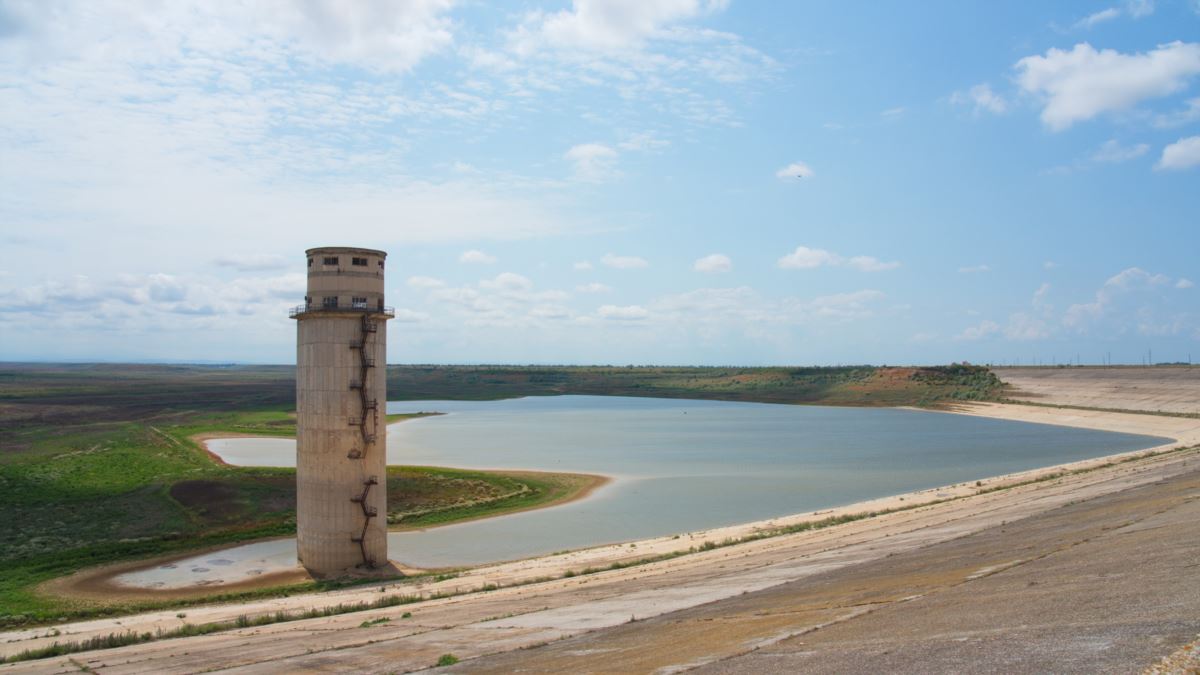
xmin=436 ymin=469 xmax=610 ymax=528
xmin=946 ymin=400 xmax=1200 ymax=445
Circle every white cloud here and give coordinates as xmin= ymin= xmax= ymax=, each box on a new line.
xmin=407 ymin=276 xmax=446 ymax=289
xmin=1064 ymin=267 xmax=1173 ymax=330
xmin=647 ymin=286 xmax=886 ymax=327
xmin=459 ymin=249 xmax=498 ymax=264
xmin=1107 ymin=267 xmax=1170 ymax=289
xmin=958 ymin=265 xmax=992 ymax=273
xmin=1091 ymin=139 xmax=1149 ymax=162
xmin=1075 ymin=8 xmax=1121 ymax=29
xmin=777 ymin=246 xmax=838 ymax=269
xmin=1047 ymin=138 xmax=1151 ymax=174
xmin=511 ymin=0 xmax=730 ymax=53
xmin=1044 ymin=261 xmax=1060 ymax=270
xmin=846 ymin=256 xmax=901 ymax=272
xmin=880 ymin=106 xmax=906 ymax=117
xmin=2 ymin=1 xmax=456 ymax=74
xmin=573 ymin=261 xmax=594 ymax=271
xmin=1177 ymin=278 xmax=1195 ymax=289
xmin=777 ymin=246 xmax=900 ymax=272
xmin=529 ymin=304 xmax=572 ymax=320
xmin=271 ymin=0 xmax=457 ymax=73
xmin=1005 ymin=313 xmax=1051 ymax=341
xmin=1015 ymin=41 xmax=1200 ymax=131
xmin=479 ymin=272 xmax=534 ymax=292
xmin=1033 ymin=282 xmax=1053 ymax=310
xmin=601 ymin=253 xmax=649 ymax=269
xmin=1126 ymin=0 xmax=1155 ymax=18
xmin=565 ymin=143 xmax=620 ymax=181
xmin=957 ymin=320 xmax=1000 ymax=341
xmin=213 ymin=254 xmax=289 ymax=271
xmin=693 ymin=253 xmax=732 ymax=273
xmin=1156 ymin=135 xmax=1200 ymax=170
xmin=461 ymin=0 xmax=770 ymax=130
xmin=805 ymin=290 xmax=886 ymax=319
xmin=0 ymin=3 xmax=608 ymax=264
xmin=950 ymin=83 xmax=1008 ymax=115
xmin=618 ymin=133 xmax=669 ymax=152
xmin=597 ymin=304 xmax=649 ymax=320
xmin=575 ymin=282 xmax=612 ymax=293
xmin=775 ymin=161 xmax=815 ymax=180
xmin=1153 ymin=97 xmax=1200 ymax=128
xmin=0 ymin=271 xmax=305 ymax=326
xmin=953 ymin=284 xmax=1056 ymax=343
xmin=417 ymin=273 xmax=573 ymax=329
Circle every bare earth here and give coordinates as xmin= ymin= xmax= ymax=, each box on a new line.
xmin=3 ymin=372 xmax=1200 ymax=672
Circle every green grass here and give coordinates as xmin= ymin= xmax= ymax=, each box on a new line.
xmin=384 ymin=364 xmax=1003 ymax=406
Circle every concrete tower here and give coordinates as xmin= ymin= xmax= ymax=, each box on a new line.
xmin=291 ymin=247 xmax=393 ymax=577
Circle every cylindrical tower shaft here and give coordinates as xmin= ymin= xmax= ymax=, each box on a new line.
xmin=291 ymin=247 xmax=393 ymax=577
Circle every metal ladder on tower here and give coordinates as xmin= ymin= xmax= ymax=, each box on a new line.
xmin=349 ymin=475 xmax=379 ymax=567
xmin=347 ymin=313 xmax=380 ymax=567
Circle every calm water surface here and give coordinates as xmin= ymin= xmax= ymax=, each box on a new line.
xmin=119 ymin=396 xmax=1168 ymax=587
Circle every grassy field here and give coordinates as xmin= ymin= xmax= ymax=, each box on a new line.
xmin=0 ymin=362 xmax=1000 ymax=628
xmin=386 ymin=363 xmax=1003 ymax=406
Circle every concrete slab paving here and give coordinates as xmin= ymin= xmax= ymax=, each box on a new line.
xmin=449 ymin=466 xmax=1200 ymax=674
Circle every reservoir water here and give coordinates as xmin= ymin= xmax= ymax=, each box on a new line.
xmin=121 ymin=396 xmax=1168 ymax=588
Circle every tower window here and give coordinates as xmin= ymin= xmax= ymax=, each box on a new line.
xmin=352 ymin=257 xmax=368 ymax=266
xmin=322 ymin=296 xmax=338 ymax=308
xmin=351 ymin=296 xmax=367 ymax=308
xmin=323 ymin=256 xmax=339 ymax=265
xmin=378 ymin=260 xmax=384 ymax=268
xmin=307 ymin=258 xmax=313 ymax=267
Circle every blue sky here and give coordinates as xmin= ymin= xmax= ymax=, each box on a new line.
xmin=1 ymin=0 xmax=1198 ymax=365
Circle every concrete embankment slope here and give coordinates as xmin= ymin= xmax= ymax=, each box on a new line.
xmin=3 ymin=402 xmax=1197 ymax=674
xmin=997 ymin=365 xmax=1200 ymax=415
xmin=456 ymin=449 xmax=1200 ymax=675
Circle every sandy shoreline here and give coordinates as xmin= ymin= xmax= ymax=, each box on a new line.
xmin=5 ymin=401 xmax=1199 ymax=666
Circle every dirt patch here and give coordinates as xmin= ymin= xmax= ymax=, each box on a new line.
xmin=170 ymin=480 xmax=245 ymax=522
